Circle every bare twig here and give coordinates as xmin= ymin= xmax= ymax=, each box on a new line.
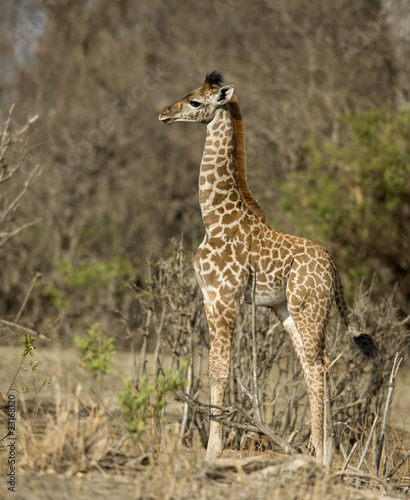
xmin=14 ymin=272 xmax=42 ymax=323
xmin=179 ymin=324 xmax=194 ymax=445
xmin=0 ymin=319 xmax=37 ymax=336
xmin=398 ymin=313 xmax=410 ymax=326
xmin=236 ymin=376 xmax=254 ymax=402
xmin=327 ymin=352 xmax=342 ymax=373
xmin=251 ymin=263 xmax=262 ymax=423
xmin=338 ymin=440 xmax=348 ymax=462
xmin=252 ymin=419 xmax=298 ymax=455
xmin=0 ymin=218 xmax=41 ymax=248
xmin=0 ymin=104 xmax=15 ymax=154
xmin=330 ymin=470 xmax=391 ymax=490
xmin=0 ymin=163 xmax=43 ymax=227
xmin=175 ymin=390 xmax=298 ymax=455
xmin=136 ymin=307 xmax=152 ymax=385
xmin=376 ymin=353 xmax=403 ymax=476
xmin=386 ymin=449 xmax=410 ymax=479
xmin=357 ymin=415 xmax=379 ymax=470
xmin=130 ymin=241 xmax=408 ymax=464
xmin=341 ymin=442 xmax=358 ymax=472
xmin=153 ymin=307 xmax=166 ymax=373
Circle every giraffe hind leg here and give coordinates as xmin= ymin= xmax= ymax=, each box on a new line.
xmin=281 ymin=314 xmax=327 ymax=461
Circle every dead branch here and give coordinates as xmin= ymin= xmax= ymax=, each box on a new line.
xmin=0 ymin=163 xmax=43 ymax=238
xmin=136 ymin=307 xmax=152 ymax=384
xmin=14 ymin=272 xmax=42 ymax=323
xmin=357 ymin=415 xmax=379 ymax=470
xmin=386 ymin=449 xmax=410 ymax=479
xmin=178 ymin=322 xmax=194 ymax=445
xmin=0 ymin=106 xmax=39 ymax=184
xmin=341 ymin=442 xmax=358 ymax=472
xmin=0 ymin=319 xmax=37 ymax=337
xmin=376 ymin=352 xmax=403 ymax=476
xmin=175 ymin=390 xmax=298 ymax=455
xmin=251 ymin=263 xmax=262 ymax=423
xmin=0 ymin=218 xmax=41 ymax=248
xmin=330 ymin=470 xmax=392 ymax=491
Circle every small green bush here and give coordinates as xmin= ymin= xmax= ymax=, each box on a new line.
xmin=20 ymin=333 xmax=37 ymax=357
xmin=39 ymin=286 xmax=70 ymax=309
xmin=75 ymin=323 xmax=116 ymax=382
xmin=59 ymin=257 xmax=132 ymax=299
xmin=117 ymin=358 xmax=190 ymax=438
xmin=7 ymin=334 xmax=43 ymax=395
xmin=36 ymin=256 xmax=132 ymax=316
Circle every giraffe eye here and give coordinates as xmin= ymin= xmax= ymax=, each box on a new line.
xmin=189 ymin=100 xmax=202 ymax=108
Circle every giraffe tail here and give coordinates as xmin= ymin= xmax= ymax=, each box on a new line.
xmin=332 ymin=262 xmax=380 ymax=360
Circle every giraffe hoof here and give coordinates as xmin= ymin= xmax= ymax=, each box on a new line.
xmin=205 ymin=444 xmax=223 ymax=461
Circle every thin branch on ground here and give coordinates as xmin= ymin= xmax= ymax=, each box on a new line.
xmin=175 ymin=390 xmax=298 ymax=455
xmin=386 ymin=449 xmax=410 ymax=479
xmin=330 ymin=470 xmax=392 ymax=491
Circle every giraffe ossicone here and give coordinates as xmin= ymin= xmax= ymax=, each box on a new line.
xmin=159 ymin=71 xmax=379 ymax=463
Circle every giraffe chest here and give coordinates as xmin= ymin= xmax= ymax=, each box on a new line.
xmin=194 ymin=235 xmax=249 ymax=299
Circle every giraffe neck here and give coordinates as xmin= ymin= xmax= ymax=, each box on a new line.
xmin=199 ymin=96 xmax=266 ymax=234
xmin=199 ymin=106 xmax=239 ymax=231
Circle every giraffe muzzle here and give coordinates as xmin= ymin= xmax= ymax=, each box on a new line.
xmin=160 ymin=117 xmax=174 ymax=124
xmin=158 ymin=109 xmax=175 ymax=124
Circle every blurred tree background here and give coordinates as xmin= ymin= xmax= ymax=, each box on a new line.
xmin=0 ymin=0 xmax=409 ymax=341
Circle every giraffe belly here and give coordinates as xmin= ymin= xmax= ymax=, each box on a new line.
xmin=244 ymin=281 xmax=287 ymax=307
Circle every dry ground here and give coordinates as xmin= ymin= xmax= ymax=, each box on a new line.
xmin=0 ymin=345 xmax=409 ymax=500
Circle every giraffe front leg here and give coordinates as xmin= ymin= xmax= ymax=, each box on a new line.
xmin=204 ymin=300 xmax=237 ymax=461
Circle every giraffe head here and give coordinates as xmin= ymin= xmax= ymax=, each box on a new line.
xmin=158 ymin=71 xmax=234 ymax=125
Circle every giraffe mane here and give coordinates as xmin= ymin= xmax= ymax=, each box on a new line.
xmin=228 ymin=95 xmax=267 ymax=222
xmin=205 ymin=71 xmax=223 ymax=87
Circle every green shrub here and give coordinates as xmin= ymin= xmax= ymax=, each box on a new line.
xmin=6 ymin=334 xmax=43 ymax=395
xmin=36 ymin=256 xmax=132 ymax=317
xmin=20 ymin=333 xmax=36 ymax=357
xmin=75 ymin=323 xmax=116 ymax=382
xmin=39 ymin=286 xmax=70 ymax=309
xmin=117 ymin=358 xmax=190 ymax=438
xmin=59 ymin=257 xmax=132 ymax=299
xmin=278 ymin=106 xmax=410 ymax=297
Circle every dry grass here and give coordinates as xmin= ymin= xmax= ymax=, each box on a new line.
xmin=0 ymin=345 xmax=408 ymax=500
xmin=3 ymin=395 xmax=407 ymax=500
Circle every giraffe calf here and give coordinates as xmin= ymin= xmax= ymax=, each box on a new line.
xmin=159 ymin=71 xmax=379 ymax=463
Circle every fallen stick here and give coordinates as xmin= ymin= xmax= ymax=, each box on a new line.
xmin=386 ymin=449 xmax=410 ymax=480
xmin=175 ymin=391 xmax=298 ymax=455
xmin=330 ymin=470 xmax=391 ymax=491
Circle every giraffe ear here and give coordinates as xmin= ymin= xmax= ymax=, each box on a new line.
xmin=216 ymin=85 xmax=234 ymax=105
